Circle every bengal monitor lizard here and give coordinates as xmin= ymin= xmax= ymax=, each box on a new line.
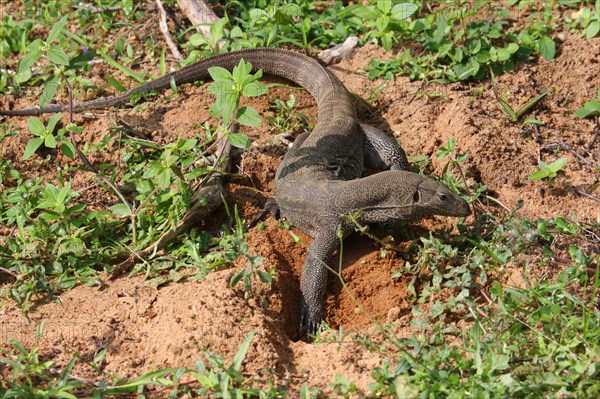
xmin=0 ymin=48 xmax=471 ymax=336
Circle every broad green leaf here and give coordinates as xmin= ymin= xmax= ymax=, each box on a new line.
xmin=210 ymin=19 xmax=225 ymax=43
xmin=227 ymin=133 xmax=252 ymax=149
xmin=189 ymin=33 xmax=207 ymax=47
xmin=18 ymin=48 xmax=42 ymax=74
xmin=241 ymin=80 xmax=268 ymax=97
xmin=27 ymin=118 xmax=46 ymax=136
xmin=537 ymin=36 xmax=555 ymax=60
xmin=47 ymin=45 xmax=70 ymax=65
xmin=121 ymin=0 xmax=134 ymax=17
xmin=236 ymin=106 xmax=261 ymax=127
xmin=68 ymin=49 xmax=96 ymax=69
xmin=47 ymin=112 xmax=63 ymax=132
xmin=157 ymin=169 xmax=171 ymax=188
xmin=47 ymin=16 xmax=67 ymax=44
xmin=249 ymin=8 xmax=269 ymax=24
xmin=257 ymin=270 xmax=272 ymax=283
xmin=40 ymin=75 xmax=59 ymax=110
xmin=208 ymin=66 xmax=232 ymax=81
xmin=529 ymin=169 xmax=548 ymax=180
xmin=352 ymin=6 xmax=379 ymax=20
xmin=506 ymin=42 xmax=519 ymax=54
xmin=23 ymin=137 xmax=44 ymax=159
xmin=44 ymin=134 xmax=57 ymax=149
xmin=585 ymin=20 xmax=599 ymax=38
xmin=474 ymin=50 xmax=490 ymax=63
xmin=380 ymin=35 xmax=393 ymax=51
xmin=56 ymin=185 xmax=70 ymax=205
xmin=233 ymin=59 xmax=252 ymax=83
xmin=433 ymin=14 xmax=447 ymax=43
xmin=549 ymin=157 xmax=568 ymax=172
xmin=37 ymin=184 xmax=60 ymax=209
xmin=110 ymin=203 xmax=132 ymax=217
xmin=376 ymin=15 xmax=391 ymax=32
xmin=241 ymin=68 xmax=262 ymax=86
xmin=391 ymin=3 xmax=418 ymax=20
xmin=575 ymin=99 xmax=600 ymax=118
xmin=14 ymin=69 xmax=32 ymax=84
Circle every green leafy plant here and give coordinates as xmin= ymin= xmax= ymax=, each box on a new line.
xmin=228 ymin=205 xmax=274 ymax=297
xmin=566 ymin=0 xmax=600 ymax=38
xmin=207 ymin=59 xmax=268 ymax=148
xmin=491 ymin=69 xmax=548 ymax=123
xmin=223 ymin=1 xmax=355 ymax=50
xmin=350 ymin=0 xmax=418 ymax=51
xmin=22 ymin=113 xmax=76 ymax=159
xmin=364 ymin=1 xmax=556 ymax=82
xmin=0 ymin=322 xmax=83 ymax=397
xmin=529 ymin=157 xmax=569 ymax=180
xmin=494 ymin=88 xmax=549 ymax=123
xmin=12 ymin=15 xmax=95 ymax=108
xmin=264 ymin=94 xmax=309 ymax=133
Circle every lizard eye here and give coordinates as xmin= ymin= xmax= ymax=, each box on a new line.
xmin=413 ymin=190 xmax=421 ymax=203
xmin=439 ymin=193 xmax=447 ymax=201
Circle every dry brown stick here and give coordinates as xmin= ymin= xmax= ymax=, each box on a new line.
xmin=176 ymin=0 xmax=219 ymax=41
xmin=574 ymin=187 xmax=600 ymax=203
xmin=155 ymin=0 xmax=184 ymax=60
xmin=0 ymin=265 xmax=19 ymax=278
xmin=543 ymin=140 xmax=598 ymax=167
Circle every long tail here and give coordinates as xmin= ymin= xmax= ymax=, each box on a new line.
xmin=0 ymin=48 xmax=353 ymax=121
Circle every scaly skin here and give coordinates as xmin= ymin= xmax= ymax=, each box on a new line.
xmin=0 ymin=48 xmax=470 ymax=337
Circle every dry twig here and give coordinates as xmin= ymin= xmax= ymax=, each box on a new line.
xmin=176 ymin=0 xmax=219 ymax=41
xmin=155 ymin=0 xmax=184 ymax=60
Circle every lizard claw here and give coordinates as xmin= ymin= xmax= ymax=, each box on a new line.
xmin=245 ymin=198 xmax=280 ymax=230
xmin=298 ymin=298 xmax=322 ymax=340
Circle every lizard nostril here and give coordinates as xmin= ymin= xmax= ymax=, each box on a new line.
xmin=413 ymin=191 xmax=421 ymax=203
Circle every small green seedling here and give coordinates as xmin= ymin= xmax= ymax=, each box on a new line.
xmin=575 ymin=91 xmax=600 ymax=119
xmin=207 ymin=59 xmax=268 ymax=149
xmin=23 ymin=113 xmax=76 ymax=159
xmin=529 ymin=157 xmax=568 ymax=181
xmin=491 ymin=69 xmax=548 ymax=123
xmin=494 ymin=88 xmax=548 ymax=123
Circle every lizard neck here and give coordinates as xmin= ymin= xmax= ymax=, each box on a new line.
xmin=333 ymin=171 xmax=425 ymax=223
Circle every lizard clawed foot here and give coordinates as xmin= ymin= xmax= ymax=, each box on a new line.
xmin=245 ymin=198 xmax=280 ymax=230
xmin=298 ymin=298 xmax=323 ymax=341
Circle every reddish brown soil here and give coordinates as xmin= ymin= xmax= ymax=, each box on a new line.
xmin=0 ymin=4 xmax=599 ymax=396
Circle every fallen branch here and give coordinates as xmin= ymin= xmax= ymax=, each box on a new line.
xmin=318 ymin=36 xmax=358 ymax=65
xmin=176 ymin=0 xmax=219 ymax=41
xmin=156 ymin=0 xmax=184 ymax=60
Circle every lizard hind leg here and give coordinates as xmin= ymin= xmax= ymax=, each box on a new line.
xmin=360 ymin=124 xmax=409 ymax=171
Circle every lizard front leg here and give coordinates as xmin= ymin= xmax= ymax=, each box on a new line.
xmin=299 ymin=226 xmax=341 ymax=337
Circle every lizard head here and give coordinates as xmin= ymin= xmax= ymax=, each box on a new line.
xmin=412 ymin=177 xmax=471 ymax=217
